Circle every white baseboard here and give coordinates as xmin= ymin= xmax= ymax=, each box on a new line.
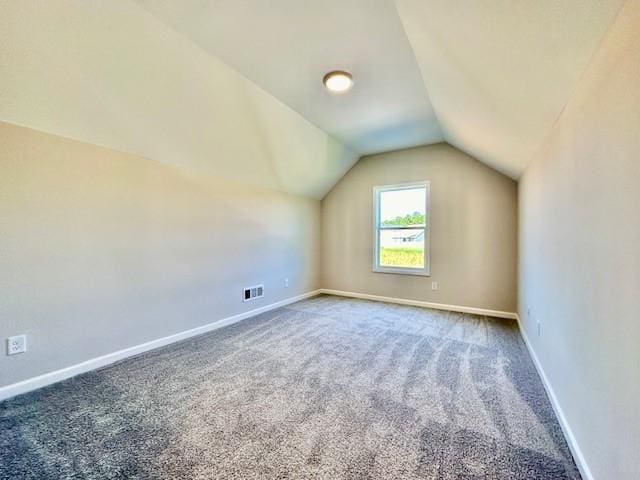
xmin=319 ymin=289 xmax=518 ymax=320
xmin=0 ymin=290 xmax=322 ymax=402
xmin=515 ymin=314 xmax=593 ymax=480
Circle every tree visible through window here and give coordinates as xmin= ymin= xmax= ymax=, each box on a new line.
xmin=373 ymin=182 xmax=430 ymax=275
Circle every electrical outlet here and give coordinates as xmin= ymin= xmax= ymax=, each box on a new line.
xmin=431 ymin=281 xmax=438 ymax=291
xmin=284 ymin=278 xmax=289 ymax=288
xmin=7 ymin=335 xmax=27 ymax=355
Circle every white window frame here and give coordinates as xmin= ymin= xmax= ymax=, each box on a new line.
xmin=373 ymin=181 xmax=431 ymax=276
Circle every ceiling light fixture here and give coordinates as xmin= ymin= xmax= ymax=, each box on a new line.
xmin=323 ymin=70 xmax=353 ymax=93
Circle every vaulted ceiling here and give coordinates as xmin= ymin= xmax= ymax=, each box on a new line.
xmin=134 ymin=0 xmax=444 ymax=156
xmin=395 ymin=0 xmax=624 ymax=178
xmin=135 ymin=0 xmax=624 ymax=180
xmin=0 ymin=0 xmax=626 ymax=197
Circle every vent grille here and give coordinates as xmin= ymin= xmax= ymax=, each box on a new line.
xmin=243 ymin=284 xmax=264 ymax=302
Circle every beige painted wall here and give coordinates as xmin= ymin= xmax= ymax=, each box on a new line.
xmin=0 ymin=121 xmax=321 ymax=387
xmin=322 ymin=144 xmax=517 ymax=312
xmin=518 ymin=1 xmax=640 ymax=478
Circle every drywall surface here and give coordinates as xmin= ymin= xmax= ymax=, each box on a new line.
xmin=0 ymin=1 xmax=358 ymax=199
xmin=518 ymin=1 xmax=640 ymax=477
xmin=322 ymin=143 xmax=517 ymax=312
xmin=133 ymin=0 xmax=443 ymax=155
xmin=394 ymin=0 xmax=624 ymax=178
xmin=0 ymin=121 xmax=321 ymax=387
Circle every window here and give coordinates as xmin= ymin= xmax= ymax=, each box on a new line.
xmin=373 ymin=182 xmax=430 ymax=276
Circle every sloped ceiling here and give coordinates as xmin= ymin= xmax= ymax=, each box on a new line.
xmin=0 ymin=1 xmax=626 ymax=196
xmin=133 ymin=0 xmax=443 ymax=156
xmin=0 ymin=1 xmax=358 ymax=199
xmin=395 ymin=0 xmax=625 ymax=178
xmin=135 ymin=0 xmax=623 ymax=180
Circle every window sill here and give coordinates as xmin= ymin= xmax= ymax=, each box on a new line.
xmin=372 ymin=267 xmax=431 ymax=277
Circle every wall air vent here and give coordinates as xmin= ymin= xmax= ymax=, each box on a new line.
xmin=243 ymin=284 xmax=264 ymax=302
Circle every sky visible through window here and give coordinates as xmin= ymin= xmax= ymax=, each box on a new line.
xmin=380 ymin=188 xmax=426 ymax=224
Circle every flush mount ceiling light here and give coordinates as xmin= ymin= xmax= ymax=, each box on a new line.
xmin=323 ymin=70 xmax=353 ymax=93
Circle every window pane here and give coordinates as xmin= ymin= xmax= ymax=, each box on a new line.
xmin=379 ymin=228 xmax=425 ymax=268
xmin=380 ymin=187 xmax=426 ymax=227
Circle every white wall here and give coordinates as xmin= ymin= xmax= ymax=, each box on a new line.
xmin=0 ymin=121 xmax=321 ymax=387
xmin=518 ymin=1 xmax=640 ymax=478
xmin=322 ymin=144 xmax=518 ymax=313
